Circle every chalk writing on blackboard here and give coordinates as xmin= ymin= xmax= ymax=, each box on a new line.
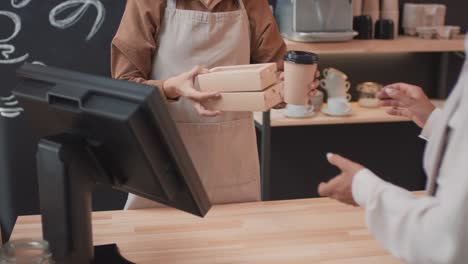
xmin=11 ymin=0 xmax=32 ymax=8
xmin=49 ymin=0 xmax=106 ymax=41
xmin=0 ymin=95 xmax=23 ymax=118
xmin=0 ymin=0 xmax=106 ymax=65
xmin=32 ymin=61 xmax=46 ymax=66
xmin=0 ymin=11 xmax=21 ymax=43
xmin=0 ymin=11 xmax=29 ymax=64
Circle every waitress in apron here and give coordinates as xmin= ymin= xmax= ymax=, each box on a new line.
xmin=111 ymin=0 xmax=318 ymax=209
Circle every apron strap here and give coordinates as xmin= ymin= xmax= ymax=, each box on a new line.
xmin=167 ymin=0 xmax=176 ymax=9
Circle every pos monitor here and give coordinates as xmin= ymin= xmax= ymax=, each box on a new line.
xmin=13 ymin=64 xmax=212 ymax=263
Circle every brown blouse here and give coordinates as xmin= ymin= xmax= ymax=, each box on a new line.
xmin=111 ymin=0 xmax=287 ymax=89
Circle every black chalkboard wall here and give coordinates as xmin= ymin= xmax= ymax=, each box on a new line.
xmin=0 ymin=0 xmax=127 ymax=241
xmin=0 ymin=0 xmax=126 ymax=91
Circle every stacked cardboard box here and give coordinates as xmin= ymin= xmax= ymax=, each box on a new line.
xmin=197 ymin=63 xmax=283 ymax=112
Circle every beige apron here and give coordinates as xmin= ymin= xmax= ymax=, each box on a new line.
xmin=125 ymin=0 xmax=260 ymax=209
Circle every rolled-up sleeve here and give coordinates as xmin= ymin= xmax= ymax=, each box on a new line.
xmin=111 ymin=0 xmax=165 ymax=89
xmin=245 ymin=0 xmax=287 ymax=70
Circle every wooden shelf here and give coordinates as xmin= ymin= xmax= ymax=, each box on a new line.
xmin=255 ymin=103 xmax=408 ymax=127
xmin=255 ymin=100 xmax=445 ymax=127
xmin=285 ymin=36 xmax=465 ymax=54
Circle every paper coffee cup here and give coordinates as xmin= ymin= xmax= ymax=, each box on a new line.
xmin=284 ymin=51 xmax=319 ymax=106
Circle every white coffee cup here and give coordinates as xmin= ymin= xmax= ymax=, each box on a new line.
xmin=323 ymin=68 xmax=348 ymax=81
xmin=320 ymin=79 xmax=351 ymax=100
xmin=285 ymin=104 xmax=315 ymax=118
xmin=327 ymin=97 xmax=352 ymax=115
xmin=330 ymin=91 xmax=352 ymax=101
xmin=320 ymin=79 xmax=350 ymax=91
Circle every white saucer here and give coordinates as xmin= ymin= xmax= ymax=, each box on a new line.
xmin=321 ymin=107 xmax=352 ymax=117
xmin=283 ymin=109 xmax=317 ymax=119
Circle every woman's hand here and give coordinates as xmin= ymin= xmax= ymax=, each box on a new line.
xmin=378 ymin=83 xmax=436 ymax=128
xmin=318 ymin=153 xmax=365 ymax=206
xmin=274 ymin=70 xmax=320 ymax=109
xmin=163 ymin=65 xmax=222 ymax=117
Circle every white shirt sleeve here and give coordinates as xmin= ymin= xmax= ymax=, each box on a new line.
xmin=419 ymin=108 xmax=443 ymax=141
xmin=352 ymin=161 xmax=468 ymax=263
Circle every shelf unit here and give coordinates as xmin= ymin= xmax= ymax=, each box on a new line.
xmin=256 ymin=103 xmax=408 ymax=127
xmin=254 ymin=100 xmax=445 ymax=127
xmin=258 ymin=36 xmax=464 ymax=201
xmin=285 ymin=36 xmax=465 ymax=54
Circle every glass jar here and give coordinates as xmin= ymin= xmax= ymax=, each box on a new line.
xmin=0 ymin=240 xmax=54 ymax=264
xmin=357 ymin=82 xmax=383 ymax=108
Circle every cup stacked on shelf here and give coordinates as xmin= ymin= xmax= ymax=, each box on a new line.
xmin=320 ymin=68 xmax=352 ymax=100
xmin=320 ymin=68 xmax=353 ymax=116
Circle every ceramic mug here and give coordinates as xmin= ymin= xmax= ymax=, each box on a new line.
xmin=328 ymin=97 xmax=352 ymax=115
xmin=329 ymin=91 xmax=352 ymax=101
xmin=285 ymin=104 xmax=315 ymax=118
xmin=320 ymin=79 xmax=351 ymax=100
xmin=323 ymin=68 xmax=348 ymax=81
xmin=320 ymin=79 xmax=351 ymax=91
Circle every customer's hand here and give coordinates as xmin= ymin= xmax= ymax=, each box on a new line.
xmin=318 ymin=153 xmax=365 ymax=206
xmin=378 ymin=83 xmax=436 ymax=128
xmin=274 ymin=70 xmax=320 ymax=109
xmin=163 ymin=65 xmax=222 ymax=117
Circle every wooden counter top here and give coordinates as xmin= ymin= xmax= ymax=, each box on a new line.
xmin=285 ymin=36 xmax=465 ymax=54
xmin=255 ymin=100 xmax=445 ymax=127
xmin=11 ymin=197 xmax=406 ymax=264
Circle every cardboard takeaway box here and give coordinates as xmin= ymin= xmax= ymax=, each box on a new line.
xmin=204 ymin=82 xmax=283 ymax=112
xmin=197 ymin=63 xmax=278 ymax=93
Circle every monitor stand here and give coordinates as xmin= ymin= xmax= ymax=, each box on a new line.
xmin=36 ymin=133 xmax=134 ymax=264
